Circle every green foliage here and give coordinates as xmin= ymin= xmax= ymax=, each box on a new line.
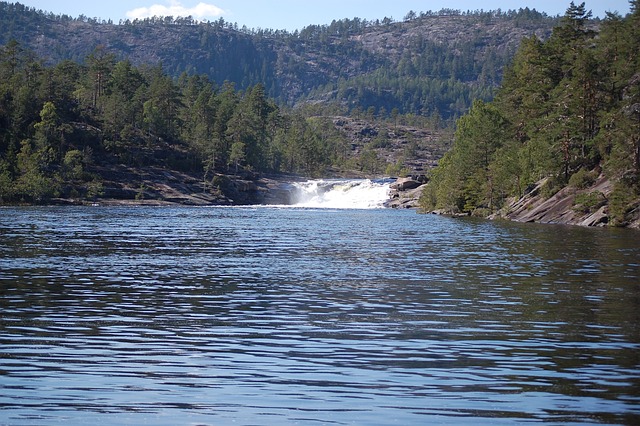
xmin=568 ymin=168 xmax=597 ymax=189
xmin=212 ymin=174 xmax=231 ymax=192
xmin=228 ymin=140 xmax=246 ymax=174
xmin=609 ymin=180 xmax=639 ymax=226
xmin=0 ymin=3 xmax=561 ymax=122
xmin=85 ymin=179 xmax=104 ymax=200
xmin=0 ymin=160 xmax=14 ymax=201
xmin=422 ymin=99 xmax=507 ymax=213
xmin=135 ymin=183 xmax=146 ymax=200
xmin=423 ymin=3 xmax=640 ymax=224
xmin=358 ymin=145 xmax=383 ymax=175
xmin=0 ymin=40 xmax=370 ymax=203
xmin=573 ymin=191 xmax=606 ymax=214
xmin=539 ymin=176 xmax=564 ymax=199
xmin=419 ymin=149 xmax=465 ymax=212
xmin=385 ymin=159 xmax=411 ymax=178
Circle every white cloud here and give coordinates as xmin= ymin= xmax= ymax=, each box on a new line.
xmin=126 ymin=1 xmax=225 ymax=20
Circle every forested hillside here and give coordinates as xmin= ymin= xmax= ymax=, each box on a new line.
xmin=0 ymin=37 xmax=453 ymax=204
xmin=420 ymin=2 xmax=640 ymax=227
xmin=0 ymin=2 xmax=558 ymax=120
xmin=0 ymin=43 xmax=355 ymax=203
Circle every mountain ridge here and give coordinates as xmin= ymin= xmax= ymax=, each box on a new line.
xmin=0 ymin=2 xmax=558 ymax=119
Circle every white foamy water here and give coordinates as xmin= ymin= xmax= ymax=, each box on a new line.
xmin=291 ymin=179 xmax=391 ymax=209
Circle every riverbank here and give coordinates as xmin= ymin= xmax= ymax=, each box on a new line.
xmin=81 ymin=168 xmax=423 ymax=209
xmin=417 ymin=172 xmax=640 ymax=229
xmin=11 ymin=165 xmax=640 ymax=229
xmin=45 ymin=165 xmax=301 ymax=207
xmin=490 ymin=175 xmax=640 ymax=229
xmin=421 ymin=174 xmax=640 ymax=229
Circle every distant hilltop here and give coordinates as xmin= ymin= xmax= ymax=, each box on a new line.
xmin=0 ymin=2 xmax=557 ymax=119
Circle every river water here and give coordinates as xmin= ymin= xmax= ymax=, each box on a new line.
xmin=1 ymin=204 xmax=639 ymax=425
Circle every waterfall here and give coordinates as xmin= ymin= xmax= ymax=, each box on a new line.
xmin=290 ymin=179 xmax=392 ymax=209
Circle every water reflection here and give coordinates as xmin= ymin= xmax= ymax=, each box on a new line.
xmin=1 ymin=207 xmax=639 ymax=425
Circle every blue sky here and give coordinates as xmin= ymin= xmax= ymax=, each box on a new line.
xmin=16 ymin=0 xmax=632 ymax=30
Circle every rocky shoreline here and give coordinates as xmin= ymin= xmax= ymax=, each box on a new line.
xmin=36 ymin=167 xmax=640 ymax=229
xmin=491 ymin=175 xmax=639 ymax=229
xmin=47 ymin=163 xmax=428 ymax=209
xmin=385 ymin=176 xmax=427 ymax=209
xmin=423 ymin=175 xmax=640 ymax=229
xmin=48 ymin=165 xmax=302 ymax=207
xmin=80 ymin=169 xmax=429 ymax=209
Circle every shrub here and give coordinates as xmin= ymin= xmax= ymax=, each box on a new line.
xmin=609 ymin=182 xmax=638 ymax=226
xmin=541 ymin=176 xmax=563 ymax=199
xmin=568 ymin=168 xmax=597 ymax=189
xmin=573 ymin=191 xmax=606 ymax=214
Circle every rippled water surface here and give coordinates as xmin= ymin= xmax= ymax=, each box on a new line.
xmin=1 ymin=206 xmax=639 ymax=425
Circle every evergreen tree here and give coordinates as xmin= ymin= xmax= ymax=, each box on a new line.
xmin=422 ymin=2 xmax=640 ymax=224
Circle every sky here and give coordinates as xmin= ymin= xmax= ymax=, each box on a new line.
xmin=15 ymin=0 xmax=632 ymax=31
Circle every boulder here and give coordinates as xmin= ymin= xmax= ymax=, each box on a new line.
xmin=390 ymin=177 xmax=421 ymax=191
xmin=384 ymin=184 xmax=426 ymax=208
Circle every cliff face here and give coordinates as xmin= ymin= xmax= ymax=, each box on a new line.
xmin=492 ymin=176 xmax=640 ymax=229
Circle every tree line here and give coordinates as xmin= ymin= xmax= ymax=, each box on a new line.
xmin=0 ymin=2 xmax=558 ymax=120
xmin=420 ymin=1 xmax=640 ymax=226
xmin=0 ymin=42 xmax=353 ymax=203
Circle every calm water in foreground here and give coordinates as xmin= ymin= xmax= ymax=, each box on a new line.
xmin=1 ymin=206 xmax=639 ymax=425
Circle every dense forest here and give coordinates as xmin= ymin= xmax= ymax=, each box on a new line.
xmin=420 ymin=2 xmax=640 ymax=226
xmin=0 ymin=41 xmax=366 ymax=203
xmin=0 ymin=2 xmax=558 ymax=121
